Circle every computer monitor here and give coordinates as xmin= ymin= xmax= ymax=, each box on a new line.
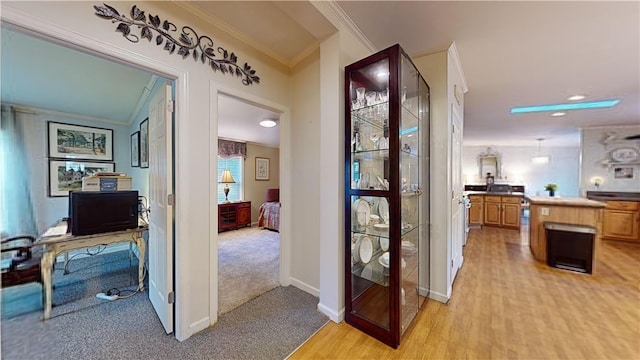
xmin=68 ymin=191 xmax=139 ymax=235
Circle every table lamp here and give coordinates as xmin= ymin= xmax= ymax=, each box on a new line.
xmin=220 ymin=169 xmax=236 ymax=203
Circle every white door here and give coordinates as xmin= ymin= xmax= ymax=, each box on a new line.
xmin=450 ymin=105 xmax=464 ymax=282
xmin=148 ymin=83 xmax=174 ymax=334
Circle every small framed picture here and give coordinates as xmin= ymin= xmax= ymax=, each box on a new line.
xmin=47 ymin=121 xmax=113 ymax=161
xmin=140 ymin=118 xmax=149 ymax=168
xmin=48 ymin=160 xmax=115 ymax=197
xmin=131 ymin=131 xmax=140 ymax=167
xmin=614 ymin=167 xmax=634 ymax=179
xmin=255 ymin=157 xmax=270 ymax=181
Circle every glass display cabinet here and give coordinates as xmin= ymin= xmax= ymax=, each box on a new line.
xmin=344 ymin=44 xmax=430 ymax=348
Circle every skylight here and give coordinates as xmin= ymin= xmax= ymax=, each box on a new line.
xmin=510 ymin=100 xmax=620 ymax=114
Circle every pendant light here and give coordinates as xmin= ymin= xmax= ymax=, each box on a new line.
xmin=531 ymin=138 xmax=550 ymax=164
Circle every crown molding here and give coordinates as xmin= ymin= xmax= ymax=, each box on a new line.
xmin=11 ymin=103 xmax=128 ymax=126
xmin=311 ymin=1 xmax=376 ymax=53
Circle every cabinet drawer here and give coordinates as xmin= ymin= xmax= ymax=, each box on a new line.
xmin=468 ymin=195 xmax=484 ymax=203
xmin=502 ymin=196 xmax=522 ymax=204
xmin=484 ymin=195 xmax=502 ymax=203
xmin=606 ymin=201 xmax=639 ymax=211
xmin=237 ymin=202 xmax=251 ymax=209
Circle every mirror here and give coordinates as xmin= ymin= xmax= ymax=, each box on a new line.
xmin=478 ymin=147 xmax=501 ymax=179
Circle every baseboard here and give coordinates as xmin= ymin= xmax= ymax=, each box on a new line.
xmin=428 ymin=289 xmax=450 ymax=304
xmin=188 ymin=316 xmax=210 ymax=338
xmin=290 ymin=277 xmax=319 ymax=297
xmin=317 ymin=302 xmax=344 ymax=323
xmin=54 ymin=243 xmax=133 ymax=263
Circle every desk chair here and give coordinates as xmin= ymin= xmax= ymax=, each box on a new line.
xmin=1 ymin=235 xmax=42 ymax=288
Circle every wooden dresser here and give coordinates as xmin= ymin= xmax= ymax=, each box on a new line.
xmin=218 ymin=201 xmax=251 ymax=232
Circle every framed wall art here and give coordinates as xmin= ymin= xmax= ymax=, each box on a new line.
xmin=48 ymin=160 xmax=114 ymax=197
xmin=255 ymin=157 xmax=270 ymax=181
xmin=131 ymin=131 xmax=140 ymax=167
xmin=47 ymin=121 xmax=113 ymax=161
xmin=140 ymin=118 xmax=149 ymax=168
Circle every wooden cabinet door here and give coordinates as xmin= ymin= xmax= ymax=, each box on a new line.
xmin=484 ymin=201 xmax=501 ymax=226
xmin=218 ymin=204 xmax=237 ymax=231
xmin=469 ymin=202 xmax=483 ymax=225
xmin=502 ymin=203 xmax=521 ymax=229
xmin=602 ymin=210 xmax=639 ymax=241
xmin=237 ymin=202 xmax=251 ymax=228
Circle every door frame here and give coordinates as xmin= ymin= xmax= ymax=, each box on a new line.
xmin=209 ymin=83 xmax=292 ymax=324
xmin=1 ymin=9 xmax=189 ymax=340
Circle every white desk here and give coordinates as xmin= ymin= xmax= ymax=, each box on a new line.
xmin=37 ymin=221 xmax=147 ymax=320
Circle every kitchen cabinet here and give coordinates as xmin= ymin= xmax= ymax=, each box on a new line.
xmin=601 ymin=201 xmax=639 ymax=243
xmin=483 ymin=195 xmax=521 ymax=229
xmin=345 ymin=44 xmax=430 ymax=348
xmin=468 ymin=195 xmax=483 ymax=225
xmin=218 ymin=201 xmax=251 ymax=232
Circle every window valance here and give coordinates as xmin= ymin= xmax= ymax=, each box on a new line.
xmin=218 ymin=139 xmax=246 ymax=159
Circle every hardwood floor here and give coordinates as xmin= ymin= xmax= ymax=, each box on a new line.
xmin=290 ymin=226 xmax=640 ymax=359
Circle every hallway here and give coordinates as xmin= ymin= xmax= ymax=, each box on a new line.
xmin=290 ymin=226 xmax=640 ymax=359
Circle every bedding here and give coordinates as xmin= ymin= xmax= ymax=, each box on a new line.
xmin=258 ymin=188 xmax=280 ymax=232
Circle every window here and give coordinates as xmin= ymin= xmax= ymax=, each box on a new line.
xmin=217 ymin=156 xmax=243 ymax=203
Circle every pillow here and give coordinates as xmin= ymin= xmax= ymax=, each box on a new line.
xmin=265 ymin=188 xmax=279 ymax=203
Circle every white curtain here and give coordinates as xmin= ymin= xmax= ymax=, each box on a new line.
xmin=0 ymin=105 xmax=37 ymax=237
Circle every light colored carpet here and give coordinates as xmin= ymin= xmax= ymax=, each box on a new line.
xmin=218 ymin=226 xmax=280 ymax=314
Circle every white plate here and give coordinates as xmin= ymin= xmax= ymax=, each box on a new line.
xmin=354 ymin=199 xmax=371 ymax=227
xmin=359 ymin=236 xmax=373 ymax=264
xmin=378 ymin=197 xmax=389 ymax=222
xmin=379 ymin=237 xmax=389 ymax=251
xmin=402 ymin=240 xmax=417 ymax=255
xmin=378 ymin=252 xmax=406 ymax=269
xmin=374 ymin=223 xmax=389 ymax=230
xmin=352 ymin=234 xmax=361 ymax=263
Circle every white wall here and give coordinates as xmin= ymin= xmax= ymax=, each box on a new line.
xmin=290 ymin=51 xmax=321 ymax=295
xmin=580 ymin=125 xmax=640 ymax=194
xmin=463 ymin=145 xmax=581 ymax=197
xmin=18 ymin=110 xmax=130 ymax=233
xmin=2 ymin=0 xmax=294 ymax=340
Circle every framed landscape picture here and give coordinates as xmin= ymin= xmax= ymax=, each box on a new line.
xmin=140 ymin=118 xmax=149 ymax=168
xmin=48 ymin=160 xmax=114 ymax=197
xmin=48 ymin=121 xmax=113 ymax=161
xmin=131 ymin=131 xmax=140 ymax=167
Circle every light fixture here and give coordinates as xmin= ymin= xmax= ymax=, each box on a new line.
xmin=259 ymin=119 xmax=277 ymax=128
xmin=550 ymin=112 xmax=566 ymax=117
xmin=590 ymin=176 xmax=603 ymax=189
xmin=219 ymin=169 xmax=236 ymax=203
xmin=510 ymin=99 xmax=620 ymax=114
xmin=531 ymin=138 xmax=550 ymax=164
xmin=568 ymin=95 xmax=585 ymax=101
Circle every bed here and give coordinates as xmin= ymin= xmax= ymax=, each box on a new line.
xmin=258 ymin=188 xmax=280 ymax=232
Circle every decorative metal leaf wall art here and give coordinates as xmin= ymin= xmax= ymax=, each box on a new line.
xmin=94 ymin=3 xmax=260 ymax=86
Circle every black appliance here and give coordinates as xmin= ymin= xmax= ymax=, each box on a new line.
xmin=68 ymin=191 xmax=139 ymax=235
xmin=545 ymin=222 xmax=595 ymax=274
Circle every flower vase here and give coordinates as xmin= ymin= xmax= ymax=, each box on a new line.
xmin=548 ymin=190 xmax=555 ymax=197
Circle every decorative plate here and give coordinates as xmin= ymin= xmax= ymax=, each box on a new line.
xmin=359 ymin=236 xmax=373 ymax=264
xmin=610 ymin=147 xmax=640 ymax=163
xmin=354 ymin=199 xmax=371 ymax=227
xmin=377 ymin=197 xmax=389 ymax=222
xmin=379 ymin=237 xmax=389 ymax=251
xmin=352 ymin=234 xmax=361 ymax=263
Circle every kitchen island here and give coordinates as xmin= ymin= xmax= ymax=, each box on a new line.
xmin=527 ymin=196 xmax=605 ymax=274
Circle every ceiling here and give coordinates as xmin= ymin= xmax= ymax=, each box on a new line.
xmin=2 ymin=1 xmax=638 ymax=148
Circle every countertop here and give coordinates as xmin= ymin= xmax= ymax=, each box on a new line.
xmin=586 ymin=191 xmax=640 ymax=202
xmin=464 ymin=191 xmax=525 ymax=197
xmin=526 ymin=196 xmax=605 ymax=208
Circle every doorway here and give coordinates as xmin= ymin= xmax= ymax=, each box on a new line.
xmin=0 ymin=21 xmax=178 ymax=335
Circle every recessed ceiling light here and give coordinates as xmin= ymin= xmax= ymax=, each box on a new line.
xmin=551 ymin=112 xmax=566 ymax=117
xmin=510 ymin=99 xmax=620 ymax=114
xmin=259 ymin=119 xmax=277 ymax=128
xmin=568 ymin=95 xmax=585 ymax=101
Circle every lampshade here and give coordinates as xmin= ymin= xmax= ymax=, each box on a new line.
xmin=220 ymin=169 xmax=236 ymax=184
xmin=531 ymin=138 xmax=550 ymax=164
